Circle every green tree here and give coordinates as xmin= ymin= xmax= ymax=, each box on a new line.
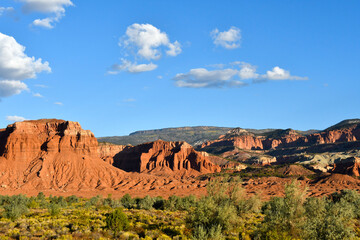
xmin=105 ymin=208 xmax=130 ymax=237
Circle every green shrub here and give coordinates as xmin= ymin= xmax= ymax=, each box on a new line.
xmin=66 ymin=195 xmax=79 ymax=204
xmin=3 ymin=195 xmax=29 ymax=220
xmin=137 ymin=195 xmax=154 ymax=210
xmin=121 ymin=193 xmax=136 ymax=209
xmin=104 ymin=208 xmax=129 ymax=237
xmin=255 ymin=181 xmax=306 ymax=238
xmin=48 ymin=202 xmax=61 ymax=216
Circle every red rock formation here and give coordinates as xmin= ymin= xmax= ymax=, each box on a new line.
xmin=332 ymin=157 xmax=360 ymax=177
xmin=201 ymin=123 xmax=360 ymax=151
xmin=0 ymin=119 xmax=124 ymax=191
xmin=98 ymin=142 xmax=128 ymax=164
xmin=112 ymin=140 xmax=221 ymax=176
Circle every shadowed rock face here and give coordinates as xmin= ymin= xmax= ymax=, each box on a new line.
xmin=111 ymin=140 xmax=221 ymax=175
xmin=332 ymin=157 xmax=360 ymax=177
xmin=0 ymin=119 xmax=123 ymax=191
xmin=98 ymin=143 xmax=128 ymax=165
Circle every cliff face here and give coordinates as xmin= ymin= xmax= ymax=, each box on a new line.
xmin=98 ymin=143 xmax=128 ymax=164
xmin=332 ymin=157 xmax=360 ymax=177
xmin=201 ymin=124 xmax=360 ymax=151
xmin=112 ymin=140 xmax=221 ymax=176
xmin=0 ymin=119 xmax=123 ymax=191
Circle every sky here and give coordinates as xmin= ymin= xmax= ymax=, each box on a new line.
xmin=0 ymin=0 xmax=359 ymax=137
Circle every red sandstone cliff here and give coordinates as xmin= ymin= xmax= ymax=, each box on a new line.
xmin=201 ymin=123 xmax=360 ymax=151
xmin=332 ymin=157 xmax=360 ymax=177
xmin=111 ymin=140 xmax=221 ymax=176
xmin=98 ymin=142 xmax=128 ymax=164
xmin=0 ymin=119 xmax=124 ymax=191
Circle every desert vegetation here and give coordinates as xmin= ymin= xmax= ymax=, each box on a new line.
xmin=0 ymin=179 xmax=359 ymax=239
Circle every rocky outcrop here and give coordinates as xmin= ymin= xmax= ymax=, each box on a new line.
xmin=201 ymin=123 xmax=360 ymax=151
xmin=112 ymin=140 xmax=221 ymax=176
xmin=244 ymin=156 xmax=277 ymax=166
xmin=0 ymin=119 xmax=124 ymax=191
xmin=332 ymin=157 xmax=360 ymax=177
xmin=98 ymin=142 xmax=128 ymax=164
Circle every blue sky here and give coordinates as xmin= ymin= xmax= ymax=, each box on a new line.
xmin=0 ymin=0 xmax=359 ymax=137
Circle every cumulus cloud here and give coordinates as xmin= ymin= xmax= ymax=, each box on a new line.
xmin=121 ymin=23 xmax=182 ymax=60
xmin=54 ymin=102 xmax=63 ymax=105
xmin=211 ymin=27 xmax=241 ymax=49
xmin=173 ymin=62 xmax=307 ymax=88
xmin=111 ymin=23 xmax=181 ymax=75
xmin=166 ymin=41 xmax=182 ymax=57
xmin=0 ymin=32 xmax=51 ymax=80
xmin=240 ymin=64 xmax=259 ymax=80
xmin=173 ymin=68 xmax=243 ymax=88
xmin=0 ymin=32 xmax=50 ymax=98
xmin=6 ymin=115 xmax=26 ymax=122
xmin=19 ymin=0 xmax=74 ymax=29
xmin=263 ymin=66 xmax=308 ymax=80
xmin=110 ymin=59 xmax=157 ymax=74
xmin=0 ymin=80 xmax=28 ymax=98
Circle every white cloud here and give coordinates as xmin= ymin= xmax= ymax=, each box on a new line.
xmin=0 ymin=80 xmax=28 ymax=98
xmin=19 ymin=0 xmax=74 ymax=29
xmin=111 ymin=59 xmax=157 ymax=74
xmin=120 ymin=23 xmax=181 ymax=60
xmin=33 ymin=18 xmax=54 ymax=29
xmin=173 ymin=68 xmax=243 ymax=88
xmin=166 ymin=41 xmax=182 ymax=56
xmin=111 ymin=23 xmax=181 ymax=75
xmin=0 ymin=32 xmax=51 ymax=80
xmin=173 ymin=62 xmax=308 ymax=88
xmin=0 ymin=7 xmax=14 ymax=16
xmin=211 ymin=27 xmax=241 ymax=49
xmin=238 ymin=63 xmax=259 ymax=80
xmin=6 ymin=115 xmax=26 ymax=122
xmin=33 ymin=92 xmax=43 ymax=97
xmin=128 ymin=63 xmax=157 ymax=73
xmin=54 ymin=102 xmax=63 ymax=105
xmin=263 ymin=66 xmax=308 ymax=80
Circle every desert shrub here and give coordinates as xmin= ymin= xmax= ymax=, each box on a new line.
xmin=164 ymin=195 xmax=181 ymax=211
xmin=103 ymin=194 xmax=122 ymax=208
xmin=3 ymin=195 xmax=29 ymax=220
xmin=153 ymin=196 xmax=165 ymax=210
xmin=237 ymin=194 xmax=263 ymax=214
xmin=330 ymin=189 xmax=360 ymax=218
xmin=49 ymin=196 xmax=67 ymax=208
xmin=255 ymin=181 xmax=306 ymax=238
xmin=303 ymin=196 xmax=356 ymax=240
xmin=137 ymin=195 xmax=155 ymax=210
xmin=104 ymin=208 xmax=129 ymax=237
xmin=192 ymin=224 xmax=225 ymax=240
xmin=48 ymin=202 xmax=61 ymax=216
xmin=165 ymin=195 xmax=197 ymax=211
xmin=66 ymin=195 xmax=79 ymax=204
xmin=187 ymin=196 xmax=238 ymax=236
xmin=36 ymin=192 xmax=48 ymax=208
xmin=121 ymin=193 xmax=136 ymax=209
xmin=85 ymin=195 xmax=101 ymax=208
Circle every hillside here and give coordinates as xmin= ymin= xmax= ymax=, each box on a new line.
xmin=98 ymin=126 xmax=232 ymax=146
xmin=98 ymin=126 xmax=319 ymax=146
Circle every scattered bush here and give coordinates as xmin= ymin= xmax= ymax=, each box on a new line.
xmin=104 ymin=208 xmax=129 ymax=237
